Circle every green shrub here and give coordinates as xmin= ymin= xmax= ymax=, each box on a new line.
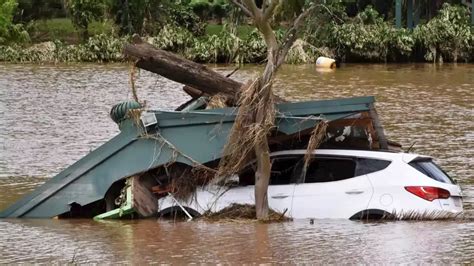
xmin=0 ymin=34 xmax=126 ymax=62
xmin=187 ymin=25 xmax=241 ymax=63
xmin=0 ymin=0 xmax=29 ymax=44
xmin=414 ymin=3 xmax=472 ymax=62
xmin=151 ymin=24 xmax=195 ymax=53
xmin=66 ymin=0 xmax=104 ymax=41
xmin=27 ymin=18 xmax=116 ymax=43
xmin=330 ymin=6 xmax=415 ymax=62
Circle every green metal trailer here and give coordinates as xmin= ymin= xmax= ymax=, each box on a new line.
xmin=0 ymin=96 xmax=383 ymax=219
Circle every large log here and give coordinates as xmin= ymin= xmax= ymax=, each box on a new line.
xmin=124 ymin=36 xmax=243 ymax=101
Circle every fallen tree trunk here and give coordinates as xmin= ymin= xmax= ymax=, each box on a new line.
xmin=124 ymin=35 xmax=242 ymax=102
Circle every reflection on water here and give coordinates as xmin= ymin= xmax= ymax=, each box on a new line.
xmin=0 ymin=63 xmax=473 ymax=263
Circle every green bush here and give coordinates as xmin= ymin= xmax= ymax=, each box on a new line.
xmin=27 ymin=18 xmax=116 ymax=43
xmin=151 ymin=24 xmax=195 ymax=53
xmin=0 ymin=34 xmax=127 ymax=62
xmin=414 ymin=3 xmax=472 ymax=62
xmin=1 ymin=3 xmax=472 ymax=64
xmin=0 ymin=0 xmax=29 ymax=44
xmin=66 ymin=0 xmax=104 ymax=41
xmin=190 ymin=0 xmax=229 ymax=22
xmin=330 ymin=6 xmax=415 ymax=62
xmin=187 ymin=25 xmax=241 ymax=63
xmin=304 ymin=4 xmax=472 ymax=63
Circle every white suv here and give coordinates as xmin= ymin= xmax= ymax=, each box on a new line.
xmin=158 ymin=149 xmax=464 ymax=220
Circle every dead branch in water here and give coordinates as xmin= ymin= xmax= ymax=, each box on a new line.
xmin=129 ymin=63 xmax=140 ymax=103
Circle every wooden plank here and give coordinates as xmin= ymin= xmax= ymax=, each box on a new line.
xmin=151 ymin=185 xmax=172 ymax=195
xmin=368 ymin=104 xmax=388 ymax=150
xmin=131 ymin=176 xmax=158 ymax=218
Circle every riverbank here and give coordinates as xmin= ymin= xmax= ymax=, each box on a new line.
xmin=1 ymin=4 xmax=473 ymax=64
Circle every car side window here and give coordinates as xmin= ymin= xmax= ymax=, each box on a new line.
xmin=304 ymin=158 xmax=356 ymax=183
xmin=269 ymin=156 xmax=302 ymax=185
xmin=238 ymin=156 xmax=302 ymax=186
xmin=355 ymin=158 xmax=391 ymax=176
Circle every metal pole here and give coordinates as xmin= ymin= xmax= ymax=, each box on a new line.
xmin=472 ymin=2 xmax=474 ymax=26
xmin=407 ymin=0 xmax=414 ymax=29
xmin=414 ymin=0 xmax=420 ymax=27
xmin=396 ymin=0 xmax=402 ymax=28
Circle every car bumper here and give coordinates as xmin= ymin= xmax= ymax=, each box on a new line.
xmin=438 ymin=196 xmax=463 ymax=215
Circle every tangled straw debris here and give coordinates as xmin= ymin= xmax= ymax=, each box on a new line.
xmin=216 ymin=78 xmax=276 ymax=182
xmin=303 ymin=120 xmax=328 ymax=170
xmin=201 ymin=203 xmax=291 ymax=223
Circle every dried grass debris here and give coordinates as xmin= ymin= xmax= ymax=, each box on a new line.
xmin=201 ymin=203 xmax=291 ymax=223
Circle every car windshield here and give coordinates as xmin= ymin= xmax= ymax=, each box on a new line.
xmin=409 ymin=159 xmax=455 ymax=184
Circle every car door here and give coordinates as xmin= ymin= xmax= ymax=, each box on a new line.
xmin=266 ymin=155 xmax=302 ymax=216
xmin=291 ymin=156 xmax=374 ymax=219
xmin=223 ymin=155 xmax=300 ymax=216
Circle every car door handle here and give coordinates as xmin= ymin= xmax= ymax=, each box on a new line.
xmin=345 ymin=190 xmax=364 ymax=195
xmin=271 ymin=194 xmax=289 ymax=199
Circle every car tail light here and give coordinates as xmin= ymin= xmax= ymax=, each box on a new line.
xmin=404 ymin=186 xmax=450 ymax=201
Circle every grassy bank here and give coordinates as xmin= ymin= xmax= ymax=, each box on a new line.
xmin=27 ymin=18 xmax=116 ymax=43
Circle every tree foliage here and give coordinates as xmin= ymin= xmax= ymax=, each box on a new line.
xmin=331 ymin=6 xmax=415 ymax=62
xmin=0 ymin=0 xmax=17 ymax=35
xmin=1 ymin=1 xmax=473 ymax=63
xmin=110 ymin=0 xmax=205 ymax=36
xmin=0 ymin=0 xmax=29 ymax=44
xmin=414 ymin=3 xmax=472 ymax=62
xmin=16 ymin=0 xmax=65 ymax=22
xmin=302 ymin=3 xmax=472 ymax=63
xmin=66 ymin=0 xmax=104 ymax=41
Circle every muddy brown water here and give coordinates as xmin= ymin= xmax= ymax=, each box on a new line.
xmin=0 ymin=63 xmax=473 ymax=263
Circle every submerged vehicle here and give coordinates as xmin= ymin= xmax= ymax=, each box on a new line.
xmin=0 ymin=95 xmax=461 ymax=220
xmin=158 ymin=149 xmax=463 ymax=220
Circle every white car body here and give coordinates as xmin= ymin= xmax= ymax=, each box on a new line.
xmin=158 ymin=149 xmax=463 ymax=219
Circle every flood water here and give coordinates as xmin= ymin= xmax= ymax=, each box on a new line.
xmin=0 ymin=63 xmax=473 ymax=263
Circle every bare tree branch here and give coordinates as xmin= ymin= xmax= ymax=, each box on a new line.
xmin=242 ymin=0 xmax=261 ymax=18
xmin=262 ymin=0 xmax=267 ymax=15
xmin=263 ymin=0 xmax=280 ymax=21
xmin=276 ymin=4 xmax=318 ymax=67
xmin=230 ymin=0 xmax=252 ymax=17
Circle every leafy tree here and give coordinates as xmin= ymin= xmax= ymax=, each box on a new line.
xmin=331 ymin=6 xmax=415 ymax=62
xmin=16 ymin=0 xmax=66 ymax=22
xmin=414 ymin=3 xmax=472 ymax=62
xmin=110 ymin=0 xmax=203 ymax=36
xmin=0 ymin=0 xmax=29 ymax=44
xmin=0 ymin=0 xmax=17 ymax=34
xmin=66 ymin=0 xmax=104 ymax=41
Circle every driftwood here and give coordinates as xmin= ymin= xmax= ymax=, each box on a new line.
xmin=124 ymin=35 xmax=242 ymax=102
xmin=124 ymin=36 xmax=285 ymax=105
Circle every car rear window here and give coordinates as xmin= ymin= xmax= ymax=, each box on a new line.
xmin=409 ymin=159 xmax=455 ymax=184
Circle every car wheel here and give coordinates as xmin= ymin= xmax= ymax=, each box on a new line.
xmin=350 ymin=209 xmax=394 ymax=220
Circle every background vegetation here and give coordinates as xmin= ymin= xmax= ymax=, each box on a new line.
xmin=0 ymin=0 xmax=472 ymax=63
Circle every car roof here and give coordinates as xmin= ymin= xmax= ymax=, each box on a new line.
xmin=269 ymin=149 xmax=431 ymax=162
